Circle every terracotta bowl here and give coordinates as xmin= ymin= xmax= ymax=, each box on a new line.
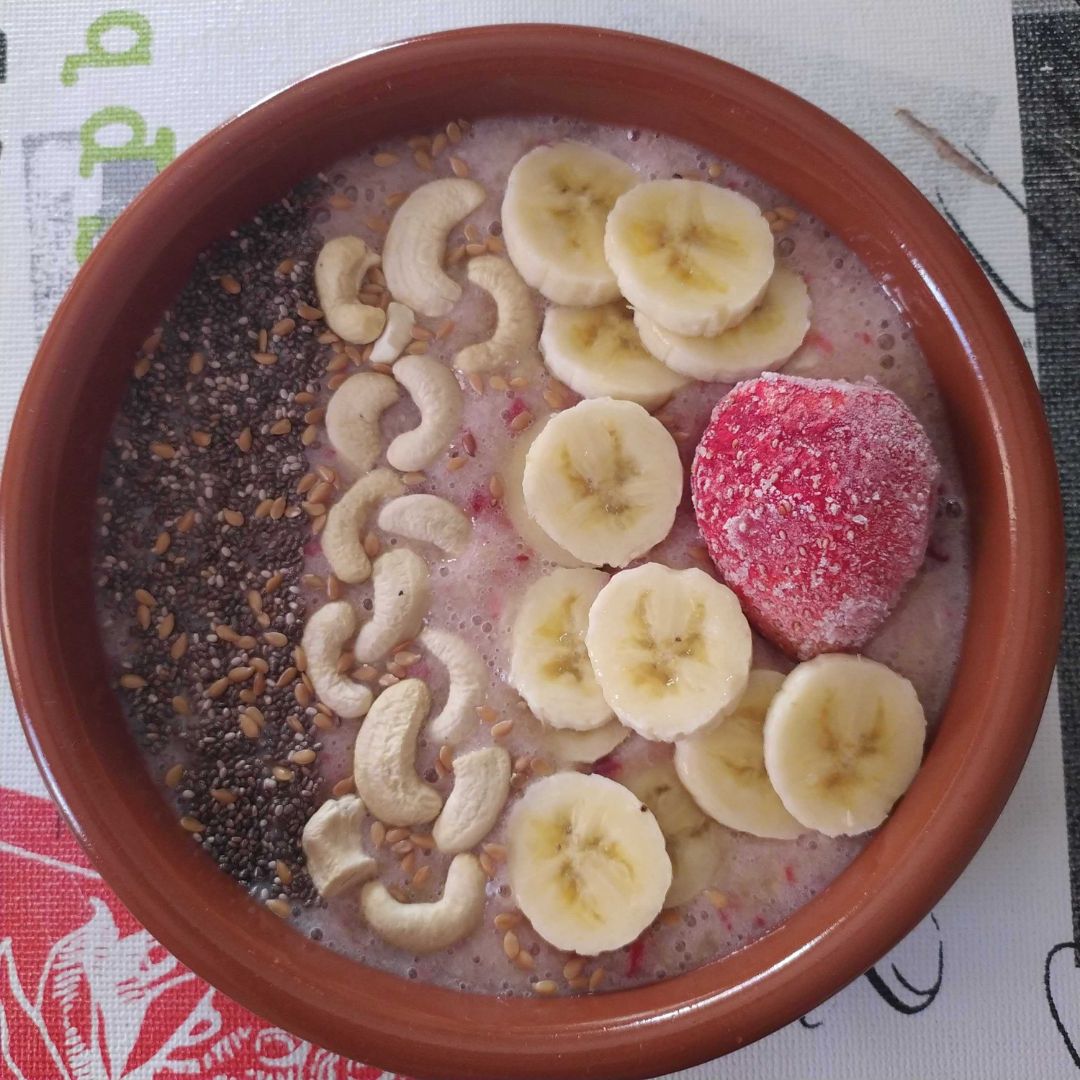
xmin=0 ymin=24 xmax=1063 ymax=1080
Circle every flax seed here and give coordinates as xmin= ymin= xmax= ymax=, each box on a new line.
xmin=707 ymin=162 xmax=725 ymax=179
xmin=275 ymin=257 xmax=295 ymax=276
xmin=157 ymin=611 xmax=175 ymax=639
xmin=272 ymin=765 xmax=294 ymax=783
xmin=296 ymin=301 xmax=323 ymax=321
xmin=264 ymin=631 xmax=288 ymax=648
xmin=301 ymin=424 xmax=319 ymax=446
xmin=486 ymin=235 xmax=506 ymax=255
xmin=534 ymin=980 xmax=558 ymax=996
xmin=270 ymin=496 xmax=287 ymax=519
xmin=385 ymin=190 xmax=408 ymax=209
xmin=400 ymin=851 xmax=417 ymax=876
xmin=227 ymin=666 xmax=252 ymax=684
xmin=134 ymin=587 xmax=157 ymax=608
xmin=133 ymin=357 xmax=151 ymax=378
xmin=275 ymin=667 xmax=298 ymax=690
xmin=374 ymin=151 xmax=399 ymax=167
xmin=266 ymin=897 xmax=291 ymax=918
xmin=568 ymin=976 xmax=589 ymax=991
xmin=272 ymin=317 xmax=296 ymax=337
xmin=563 ymin=957 xmax=586 ymax=980
xmin=136 ymin=604 xmax=151 ymax=630
xmin=191 ymin=430 xmax=212 ymax=448
xmin=207 ymin=676 xmax=230 ymax=699
xmin=447 ymin=454 xmax=466 ymax=471
xmin=180 ymin=815 xmax=206 ymax=833
xmin=412 ymin=864 xmax=432 ymax=888
xmin=705 ymin=889 xmax=728 ymax=909
xmin=327 ymin=372 xmax=349 ymax=391
xmin=404 ymin=340 xmax=429 ymax=356
xmin=328 ymin=193 xmax=354 ymax=210
xmin=164 ymin=763 xmax=185 ymax=788
xmin=476 ymin=705 xmax=497 ymax=724
xmin=414 ymin=149 xmax=434 ymax=172
xmin=152 ymin=532 xmax=171 ymax=556
xmin=449 ymin=156 xmax=470 ymax=177
xmin=482 ymin=842 xmax=507 ymax=862
xmin=775 ymin=205 xmax=798 ymax=221
xmin=409 ymin=833 xmax=435 ymax=851
xmin=222 ymin=508 xmax=244 ymax=527
xmin=488 ymin=374 xmax=509 ymax=391
xmin=150 ymin=441 xmax=175 ymax=460
xmin=172 ymin=695 xmax=191 ymax=715
xmin=509 ymin=409 xmax=533 ymax=433
xmin=237 ymin=633 xmax=257 ymax=650
xmin=370 ymin=821 xmax=387 ymax=848
xmin=503 ymin=931 xmax=520 ymax=959
xmin=479 ymin=852 xmax=496 ymax=878
xmin=294 ymin=682 xmax=312 ymax=707
xmin=514 ymin=950 xmax=535 ymax=971
xmin=491 ymin=718 xmax=513 ymax=739
xmin=274 ymin=860 xmax=293 ymax=886
xmin=211 ymin=787 xmax=237 ymax=805
xmin=331 ymin=775 xmax=355 ymax=798
xmin=403 ymin=471 xmax=426 ymax=486
xmin=494 ymin=911 xmax=521 ymax=931
xmin=269 ymin=418 xmax=292 ymax=436
xmin=264 ymin=572 xmax=284 ymax=595
xmin=391 ymin=839 xmax=414 ymax=856
xmin=488 ymin=474 xmax=504 ymax=502
xmin=588 ymin=967 xmax=606 ymax=992
xmin=467 ymin=371 xmax=484 ymax=393
xmin=354 ymin=663 xmax=378 ymax=681
xmin=235 ymin=427 xmax=253 ymax=452
xmin=464 ymin=223 xmax=482 ymax=243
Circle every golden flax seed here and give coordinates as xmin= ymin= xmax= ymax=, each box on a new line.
xmin=331 ymin=775 xmax=355 ymax=798
xmin=191 ymin=430 xmax=212 ymax=448
xmin=276 ymin=860 xmax=294 ymax=885
xmin=210 ymin=788 xmax=237 ymax=805
xmin=180 ymin=816 xmax=206 ymax=833
xmin=534 ymin=980 xmax=558 ymax=996
xmin=264 ymin=630 xmax=288 ymax=648
xmin=157 ymin=611 xmax=175 ymax=639
xmin=235 ymin=427 xmax=253 ymax=452
xmin=269 ymin=418 xmax=292 ymax=436
xmin=133 ymin=357 xmax=151 ymax=379
xmin=296 ymin=301 xmax=323 ymax=320
xmin=491 ymin=718 xmax=514 ymax=738
xmin=588 ymin=968 xmax=606 ymax=991
xmin=272 ymin=317 xmax=296 ymax=337
xmin=328 ymin=193 xmax=354 ymax=210
xmin=272 ymin=765 xmax=294 ymax=783
xmin=206 ymin=676 xmax=230 ymax=699
xmin=488 ymin=474 xmax=504 ymax=501
xmin=152 ymin=531 xmax=171 ymax=556
xmin=563 ymin=957 xmax=586 ymax=980
xmin=172 ymin=695 xmax=191 ymax=715
xmin=373 ymin=151 xmax=399 ymax=167
xmin=150 ymin=441 xmax=175 ymax=460
xmin=276 ymin=666 xmax=298 ymax=689
xmin=509 ymin=410 xmax=533 ymax=433
xmin=270 ymin=496 xmax=287 ymax=519
xmin=503 ymin=931 xmax=520 ymax=960
xmin=223 ymin=508 xmax=244 ymax=527
xmin=136 ymin=604 xmax=151 ymax=630
xmin=164 ymin=763 xmax=184 ymax=788
xmin=514 ymin=951 xmax=535 ymax=971
xmin=264 ymin=572 xmax=284 ymax=594
xmin=370 ymin=821 xmax=387 ymax=848
xmin=449 ymin=156 xmax=469 ymax=177
xmin=476 ymin=704 xmax=497 ymax=724
xmin=493 ymin=911 xmax=522 ymax=931
xmin=266 ymin=897 xmax=291 ymax=918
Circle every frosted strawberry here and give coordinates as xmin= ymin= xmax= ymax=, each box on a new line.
xmin=691 ymin=373 xmax=939 ymax=659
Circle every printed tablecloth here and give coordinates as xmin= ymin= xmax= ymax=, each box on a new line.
xmin=1 ymin=1 xmax=1077 ymax=1076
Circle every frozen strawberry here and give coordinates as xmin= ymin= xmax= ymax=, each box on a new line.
xmin=691 ymin=373 xmax=939 ymax=659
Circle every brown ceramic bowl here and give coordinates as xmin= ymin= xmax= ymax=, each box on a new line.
xmin=0 ymin=24 xmax=1063 ymax=1080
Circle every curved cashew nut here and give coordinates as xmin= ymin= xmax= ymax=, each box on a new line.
xmin=370 ymin=301 xmax=416 ymax=364
xmin=383 ymin=178 xmax=487 ymax=317
xmin=433 ymin=747 xmax=511 ymax=854
xmin=301 ymin=794 xmax=378 ymax=898
xmin=418 ymin=626 xmax=487 ymax=745
xmin=315 ymin=236 xmax=387 ymax=344
xmin=323 ymin=469 xmax=404 ymax=584
xmin=453 ymin=256 xmax=540 ymax=373
xmin=302 ymin=601 xmax=373 ymax=719
xmin=376 ymin=494 xmax=472 ymax=557
xmin=325 ymin=372 xmax=399 ymax=475
xmin=386 ymin=356 xmax=463 ymax=473
xmin=354 ymin=548 xmax=430 ymax=663
xmin=361 ymin=853 xmax=486 ymax=953
xmin=353 ymin=678 xmax=443 ymax=827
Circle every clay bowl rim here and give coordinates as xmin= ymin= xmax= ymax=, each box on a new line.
xmin=0 ymin=23 xmax=1063 ymax=1080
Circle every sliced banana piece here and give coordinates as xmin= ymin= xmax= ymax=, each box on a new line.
xmin=353 ymin=548 xmax=430 ymax=663
xmin=543 ymin=719 xmax=630 ymax=765
xmin=622 ymin=762 xmax=725 ymax=907
xmin=353 ymin=678 xmax=442 ymax=827
xmin=361 ymin=853 xmax=486 ymax=954
xmin=509 ymin=568 xmax=613 ymax=731
xmin=387 ymin=355 xmax=463 ymax=473
xmin=500 ymin=423 xmax=585 ymax=568
xmin=383 ymin=178 xmax=486 ymax=317
xmin=507 ymin=771 xmax=671 ymax=955
xmin=763 ymin=654 xmax=926 ymax=838
xmin=377 ymin=494 xmax=472 ymax=557
xmin=433 ymin=746 xmax=512 ymax=854
xmin=675 ymin=669 xmax=803 ymax=840
xmin=502 ymin=142 xmax=639 ymax=306
xmin=540 ymin=302 xmax=687 ymax=410
xmin=453 ymin=256 xmax=539 ymax=373
xmin=325 ymin=372 xmax=399 ymax=476
xmin=522 ymin=397 xmax=682 ymax=568
xmin=322 ymin=469 xmax=404 ymax=585
xmin=301 ymin=795 xmax=377 ymax=899
xmin=636 ymin=267 xmax=811 ymax=382
xmin=605 ymin=179 xmax=774 ymax=337
xmin=586 ymin=563 xmax=751 ymax=740
xmin=314 ymin=235 xmax=386 ymax=344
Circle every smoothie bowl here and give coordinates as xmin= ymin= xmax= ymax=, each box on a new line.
xmin=0 ymin=24 xmax=1062 ymax=1080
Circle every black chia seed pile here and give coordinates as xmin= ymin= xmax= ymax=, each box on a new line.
xmin=95 ymin=179 xmax=345 ymax=914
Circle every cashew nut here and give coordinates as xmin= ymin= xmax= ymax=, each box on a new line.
xmin=354 ymin=548 xmax=430 ymax=663
xmin=315 ymin=236 xmax=386 ymax=344
xmin=370 ymin=301 xmax=416 ymax=364
xmin=323 ymin=468 xmax=404 ymax=584
xmin=325 ymin=372 xmax=399 ymax=475
xmin=418 ymin=626 xmax=487 ymax=745
xmin=302 ymin=794 xmax=378 ymax=898
xmin=453 ymin=256 xmax=540 ymax=373
xmin=386 ymin=356 xmax=463 ymax=473
xmin=361 ymin=853 xmax=486 ymax=953
xmin=302 ymin=601 xmax=373 ymax=719
xmin=544 ymin=718 xmax=630 ymax=764
xmin=432 ymin=747 xmax=511 ymax=854
xmin=376 ymin=494 xmax=472 ymax=557
xmin=383 ymin=178 xmax=487 ymax=317
xmin=353 ymin=678 xmax=443 ymax=827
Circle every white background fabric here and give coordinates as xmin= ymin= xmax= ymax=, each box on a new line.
xmin=0 ymin=1 xmax=1072 ymax=1076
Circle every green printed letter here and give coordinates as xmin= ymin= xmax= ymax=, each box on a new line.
xmin=61 ymin=10 xmax=152 ymax=86
xmin=79 ymin=106 xmax=175 ymax=177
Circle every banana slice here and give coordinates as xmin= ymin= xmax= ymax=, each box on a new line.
xmin=502 ymin=142 xmax=639 ymax=306
xmin=635 ymin=267 xmax=811 ymax=382
xmin=500 ymin=423 xmax=585 ymax=569
xmin=509 ymin=568 xmax=613 ymax=731
xmin=543 ymin=719 xmax=630 ymax=765
xmin=763 ymin=654 xmax=926 ymax=838
xmin=506 ymin=771 xmax=671 ymax=955
xmin=674 ymin=669 xmax=803 ymax=840
xmin=540 ymin=302 xmax=688 ymax=410
xmin=522 ymin=398 xmax=682 ymax=568
xmin=585 ymin=563 xmax=751 ymax=740
xmin=622 ymin=762 xmax=724 ymax=907
xmin=604 ymin=179 xmax=774 ymax=337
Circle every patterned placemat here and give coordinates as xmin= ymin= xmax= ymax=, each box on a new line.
xmin=0 ymin=2 xmax=1074 ymax=1076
